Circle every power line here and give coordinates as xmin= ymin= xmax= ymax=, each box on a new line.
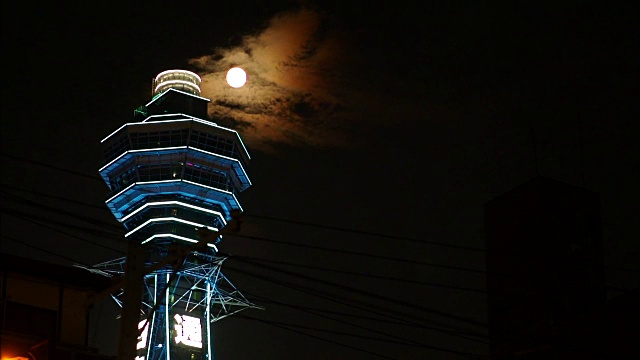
xmin=1 ymin=153 xmax=103 ymax=182
xmin=222 ymin=261 xmax=497 ymax=354
xmin=222 ymin=261 xmax=489 ymax=338
xmin=232 ymin=262 xmax=544 ymax=353
xmin=1 ymin=183 xmax=490 ymax=275
xmin=1 ymin=234 xmax=93 ymax=267
xmin=0 ymin=233 xmax=506 ymax=358
xmin=1 ymin=154 xmax=485 ymax=256
xmin=231 ymin=254 xmax=487 ymax=293
xmin=2 ymin=211 xmax=498 ymax=358
xmin=0 ymin=205 xmax=493 ymax=344
xmin=221 ymin=262 xmax=556 ymax=344
xmin=8 ymin=191 xmax=619 ymax=290
xmin=606 ymin=285 xmax=638 ymax=293
xmin=236 ymin=285 xmax=491 ymax=347
xmin=242 ymin=315 xmax=422 ymax=347
xmin=1 ymin=196 xmax=487 ymax=276
xmin=244 ymin=291 xmax=488 ymax=341
xmin=225 ymin=253 xmax=582 ymax=352
xmin=1 ymin=208 xmax=616 ymax=352
xmin=226 ymin=233 xmax=487 ymax=274
xmin=243 ymin=212 xmax=487 ymax=252
xmin=1 ymin=183 xmax=109 ymax=211
xmin=1 ymin=190 xmax=122 ymax=236
xmin=3 ymin=152 xmax=486 ymax=255
xmin=4 ymin=224 xmax=493 ymax=347
xmin=225 ymin=254 xmax=489 ymax=329
xmin=1 ymin=209 xmax=125 ymax=255
xmin=0 ymin=191 xmax=538 ymax=281
xmin=5 ymin=153 xmax=632 ymax=278
xmin=235 ymin=314 xmax=481 ymax=359
xmin=234 ymin=314 xmax=400 ymax=360
xmin=606 ymin=266 xmax=640 ymax=274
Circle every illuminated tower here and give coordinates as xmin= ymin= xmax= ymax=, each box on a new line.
xmin=94 ymin=70 xmax=256 ymax=360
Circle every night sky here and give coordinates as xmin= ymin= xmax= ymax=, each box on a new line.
xmin=1 ymin=2 xmax=638 ymax=359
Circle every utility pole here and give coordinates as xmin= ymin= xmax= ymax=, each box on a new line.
xmin=117 ymin=242 xmax=145 ymax=360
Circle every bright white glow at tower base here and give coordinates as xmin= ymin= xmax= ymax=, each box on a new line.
xmin=137 ymin=320 xmax=149 ymax=350
xmin=226 ymin=67 xmax=247 ymax=88
xmin=174 ymin=314 xmax=203 ymax=348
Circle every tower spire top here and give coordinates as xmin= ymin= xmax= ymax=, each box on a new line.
xmin=152 ymin=69 xmax=202 ymax=97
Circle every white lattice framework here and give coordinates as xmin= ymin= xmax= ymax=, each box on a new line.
xmin=89 ymin=250 xmax=259 ymax=360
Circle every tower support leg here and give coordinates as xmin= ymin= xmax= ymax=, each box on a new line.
xmin=118 ymin=242 xmax=146 ymax=360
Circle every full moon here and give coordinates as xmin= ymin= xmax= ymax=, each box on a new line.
xmin=226 ymin=67 xmax=247 ymax=88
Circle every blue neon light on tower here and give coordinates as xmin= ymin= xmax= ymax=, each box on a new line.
xmin=94 ymin=70 xmax=257 ymax=360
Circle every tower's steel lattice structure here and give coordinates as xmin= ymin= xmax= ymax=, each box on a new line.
xmin=94 ymin=70 xmax=256 ymax=360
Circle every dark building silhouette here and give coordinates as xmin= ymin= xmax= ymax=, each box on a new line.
xmin=484 ymin=176 xmax=609 ymax=359
xmin=0 ymin=253 xmax=115 ymax=360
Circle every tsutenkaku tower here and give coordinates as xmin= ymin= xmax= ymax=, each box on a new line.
xmin=94 ymin=69 xmax=256 ymax=360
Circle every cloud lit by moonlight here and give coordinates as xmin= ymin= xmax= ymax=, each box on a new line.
xmin=189 ymin=7 xmax=427 ymax=153
xmin=188 ymin=8 xmax=362 ymax=152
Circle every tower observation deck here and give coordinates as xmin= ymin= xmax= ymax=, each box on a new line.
xmin=94 ymin=70 xmax=256 ymax=360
